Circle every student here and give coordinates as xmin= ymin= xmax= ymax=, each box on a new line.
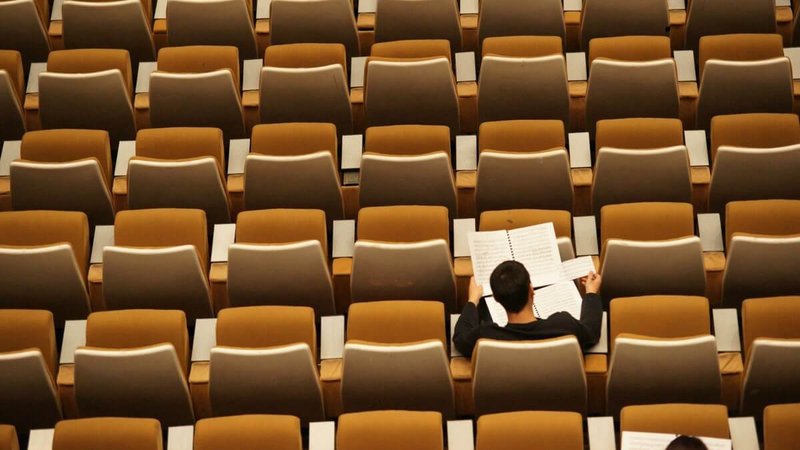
xmin=666 ymin=435 xmax=709 ymax=450
xmin=453 ymin=260 xmax=603 ymax=357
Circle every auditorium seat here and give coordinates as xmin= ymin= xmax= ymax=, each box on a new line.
xmin=72 ymin=309 xmax=194 ymax=426
xmin=336 ymin=410 xmax=443 ymax=450
xmin=101 ymin=208 xmax=214 ymax=320
xmin=357 ymin=204 xmax=450 ymax=246
xmin=587 ymin=35 xmax=672 ymax=65
xmin=166 ymin=0 xmax=258 ymax=59
xmin=10 ymin=129 xmax=114 ymax=225
xmin=477 ymin=55 xmax=569 ymax=125
xmin=364 ymin=123 xmax=450 ymax=155
xmin=194 ymin=414 xmax=302 ymax=450
xmin=205 ymin=306 xmax=326 ymax=421
xmin=269 ymin=0 xmax=360 ymax=59
xmin=0 ymin=211 xmax=90 ymax=323
xmin=599 ymin=202 xmax=705 ymax=301
xmin=149 ymin=46 xmax=246 ymax=139
xmin=709 ymin=113 xmax=800 ymax=164
xmin=52 ymin=417 xmax=162 ymax=450
xmin=472 ymin=336 xmax=587 ymax=416
xmin=260 ymin=43 xmax=352 ymax=135
xmin=477 ymin=0 xmax=565 ymax=53
xmin=0 ymin=425 xmax=17 ymax=450
xmin=0 ymin=310 xmax=62 ymax=434
xmin=0 ymin=0 xmax=50 ymax=67
xmin=39 ymin=49 xmax=136 ymax=144
xmin=581 ymin=0 xmax=669 ymax=51
xmin=224 ymin=209 xmax=335 ymax=315
xmin=725 ymin=200 xmax=800 ymax=248
xmin=243 ymin=123 xmax=345 ymax=221
xmin=479 ymin=208 xmax=572 ymax=238
xmin=373 ymin=0 xmax=462 ymax=51
xmin=128 ymin=127 xmax=230 ymax=224
xmin=480 ymin=36 xmax=563 ymax=58
xmin=0 ymin=50 xmax=25 ymax=141
xmin=62 ymin=0 xmax=156 ymax=68
xmin=685 ymin=0 xmax=776 ymax=51
xmin=763 ymin=403 xmax=800 ymax=450
xmin=476 ymin=411 xmax=584 ymax=450
xmin=697 ymin=33 xmax=783 ymax=76
xmin=620 ymin=403 xmax=730 ymax=438
xmin=740 ymin=296 xmax=800 ymax=415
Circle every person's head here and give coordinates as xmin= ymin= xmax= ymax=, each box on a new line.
xmin=489 ymin=261 xmax=533 ymax=313
xmin=665 ymin=435 xmax=708 ymax=450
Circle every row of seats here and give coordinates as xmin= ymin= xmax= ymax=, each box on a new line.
xmin=3 ymin=404 xmax=798 ymax=450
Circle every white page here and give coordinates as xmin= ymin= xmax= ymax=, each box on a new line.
xmin=483 ymin=296 xmax=509 ymax=326
xmin=533 ymin=281 xmax=582 ymax=319
xmin=508 ymin=223 xmax=562 ymax=287
xmin=621 ymin=432 xmax=731 ymax=450
xmin=467 ymin=230 xmax=513 ymax=286
xmin=560 ymin=256 xmax=596 ymax=281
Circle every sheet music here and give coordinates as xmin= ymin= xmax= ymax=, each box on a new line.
xmin=533 ymin=281 xmax=582 ymax=319
xmin=508 ymin=223 xmax=563 ymax=287
xmin=621 ymin=432 xmax=731 ymax=450
xmin=467 ymin=230 xmax=513 ymax=286
xmin=560 ymin=256 xmax=596 ymax=281
xmin=483 ymin=296 xmax=509 ymax=326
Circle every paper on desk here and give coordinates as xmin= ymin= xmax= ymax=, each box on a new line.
xmin=484 ymin=295 xmax=509 ymax=326
xmin=560 ymin=256 xmax=596 ymax=281
xmin=621 ymin=432 xmax=731 ymax=450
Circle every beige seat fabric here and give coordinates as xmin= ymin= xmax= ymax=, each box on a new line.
xmin=607 ymin=335 xmax=722 ymax=417
xmin=0 ymin=310 xmax=61 ymax=433
xmin=588 ymin=36 xmax=672 ymax=66
xmin=725 ymin=199 xmax=800 ymax=251
xmin=374 ymin=0 xmax=461 ymax=51
xmin=709 ymin=113 xmax=800 ymax=164
xmin=764 ymin=403 xmax=800 ymax=450
xmin=350 ymin=240 xmax=457 ymax=310
xmin=740 ymin=297 xmax=800 ymax=415
xmin=62 ymin=0 xmax=156 ymax=67
xmin=585 ymin=59 xmax=679 ymax=135
xmin=697 ymin=33 xmax=783 ymax=76
xmin=620 ymin=404 xmax=730 ymax=439
xmin=478 ymin=55 xmax=569 ymax=125
xmin=476 ymin=411 xmax=584 ymax=450
xmin=0 ymin=0 xmax=50 ymax=67
xmin=167 ymin=0 xmax=258 ymax=59
xmin=0 ymin=51 xmax=25 ymax=141
xmin=708 ymin=144 xmax=800 ymax=213
xmin=194 ymin=414 xmax=302 ymax=450
xmin=359 ymin=152 xmax=457 ymax=217
xmin=365 ymin=58 xmax=459 ymax=135
xmin=75 ymin=309 xmax=194 ymax=426
xmin=337 ymin=410 xmax=443 ymax=450
xmin=696 ymin=58 xmax=793 ymax=130
xmin=477 ymin=0 xmax=565 ymax=51
xmin=580 ymin=0 xmax=669 ymax=51
xmin=685 ymin=0 xmax=776 ymax=51
xmin=473 ymin=336 xmax=587 ymax=416
xmin=357 ymin=205 xmax=450 ymax=247
xmin=592 ymin=146 xmax=692 ymax=215
xmin=269 ymin=0 xmax=359 ymax=58
xmin=0 ymin=425 xmax=18 ymax=450
xmin=0 ymin=211 xmax=90 ymax=323
xmin=364 ymin=124 xmax=451 ymax=156
xmin=52 ymin=417 xmax=162 ymax=450
xmin=476 ymin=149 xmax=573 ymax=214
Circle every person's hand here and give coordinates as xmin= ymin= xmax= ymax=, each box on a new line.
xmin=468 ymin=277 xmax=484 ymax=304
xmin=581 ymin=271 xmax=602 ymax=294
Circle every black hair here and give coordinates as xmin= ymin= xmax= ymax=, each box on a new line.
xmin=666 ymin=436 xmax=709 ymax=450
xmin=489 ymin=261 xmax=531 ymax=314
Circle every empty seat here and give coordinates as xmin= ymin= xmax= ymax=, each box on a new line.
xmin=478 ymin=55 xmax=569 ymax=125
xmin=52 ymin=417 xmax=162 ymax=450
xmin=725 ymin=199 xmax=800 ymax=249
xmin=364 ymin=124 xmax=451 ymax=156
xmin=370 ymin=39 xmax=452 ymax=61
xmin=740 ymin=296 xmax=800 ymax=415
xmin=0 ymin=310 xmax=61 ymax=433
xmin=580 ymin=0 xmax=669 ymax=51
xmin=709 ymin=113 xmax=800 ymax=164
xmin=477 ymin=0 xmax=565 ymax=51
xmin=476 ymin=411 xmax=584 ymax=450
xmin=472 ymin=336 xmax=587 ymax=416
xmin=0 ymin=210 xmax=90 ymax=323
xmin=129 ymin=127 xmax=230 ymax=224
xmin=685 ymin=0 xmax=776 ymax=51
xmin=167 ymin=0 xmax=258 ymax=59
xmin=620 ymin=403 xmax=730 ymax=439
xmin=595 ymin=117 xmax=684 ymax=150
xmin=697 ymin=33 xmax=783 ymax=76
xmin=481 ymin=35 xmax=563 ymax=58
xmin=374 ymin=0 xmax=461 ymax=51
xmin=0 ymin=425 xmax=17 ymax=450
xmin=721 ymin=235 xmax=800 ymax=308
xmin=39 ymin=49 xmax=136 ymax=143
xmin=194 ymin=415 xmax=302 ymax=450
xmin=588 ymin=35 xmax=672 ymax=66
xmin=62 ymin=0 xmax=156 ymax=68
xmin=764 ymin=403 xmax=800 ymax=450
xmin=74 ymin=309 xmax=194 ymax=426
xmin=0 ymin=50 xmax=25 ymax=141
xmin=102 ymin=208 xmax=213 ymax=321
xmin=611 ymin=295 xmax=711 ymax=350
xmin=209 ymin=306 xmax=325 ymax=422
xmin=479 ymin=119 xmax=566 ymax=153
xmin=0 ymin=0 xmax=50 ymax=67
xmin=269 ymin=0 xmax=359 ymax=58
xmin=357 ymin=205 xmax=450 ymax=247
xmin=244 ymin=123 xmax=345 ymax=221
xmin=10 ymin=129 xmax=114 ymax=225
xmin=585 ymin=59 xmax=679 ymax=135
xmin=337 ymin=410 xmax=443 ymax=450
xmin=150 ymin=46 xmax=246 ymax=139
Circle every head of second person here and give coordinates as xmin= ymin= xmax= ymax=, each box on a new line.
xmin=665 ymin=436 xmax=709 ymax=450
xmin=489 ymin=261 xmax=534 ymax=314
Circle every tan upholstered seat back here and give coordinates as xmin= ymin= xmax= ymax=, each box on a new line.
xmin=595 ymin=118 xmax=683 ymax=151
xmin=764 ymin=403 xmax=800 ymax=450
xmin=710 ymin=113 xmax=800 ymax=163
xmin=21 ymin=129 xmax=112 ymax=186
xmin=600 ymin=202 xmax=694 ymax=244
xmin=0 ymin=67 xmax=25 ymax=141
xmin=0 ymin=347 xmax=62 ymax=431
xmin=685 ymin=0 xmax=776 ymax=51
xmin=481 ymin=36 xmax=563 ymax=58
xmin=371 ymin=39 xmax=451 ymax=61
xmin=0 ymin=210 xmax=89 ymax=274
xmin=476 ymin=411 xmax=584 ymax=450
xmin=357 ymin=205 xmax=450 ymax=246
xmin=0 ymin=310 xmax=56 ymax=376
xmin=250 ymin=122 xmax=338 ymax=159
xmin=698 ymin=33 xmax=783 ymax=75
xmin=216 ymin=306 xmax=317 ymax=358
xmin=236 ymin=209 xmax=328 ymax=253
xmin=478 ymin=119 xmax=565 ymax=153
xmin=741 ymin=296 xmax=800 ymax=361
xmin=347 ymin=300 xmax=446 ymax=346
xmin=194 ymin=415 xmax=302 ymax=450
xmin=610 ymin=296 xmax=710 ymax=351
xmin=337 ymin=410 xmax=443 ymax=450
xmin=0 ymin=50 xmax=23 ymax=101
xmin=167 ymin=0 xmax=258 ymax=59
xmin=479 ymin=209 xmax=572 ymax=238
xmin=269 ymin=1 xmax=359 ymax=58
xmin=722 ymin=235 xmax=800 ymax=307
xmin=47 ymin=48 xmax=133 ymax=96
xmin=620 ymin=403 xmax=730 ymax=439
xmin=53 ymin=418 xmax=162 ymax=450
xmin=374 ymin=0 xmax=461 ymax=50
xmin=580 ymin=0 xmax=668 ymax=51
xmin=157 ymin=45 xmax=240 ymax=90
xmin=725 ymin=200 xmax=800 ymax=249
xmin=114 ymin=208 xmax=208 ymax=264
xmin=364 ymin=124 xmax=450 ymax=156
xmin=478 ymin=0 xmax=565 ymax=50
xmin=136 ymin=127 xmax=225 ymax=175
xmin=264 ymin=43 xmax=348 ymax=75
xmin=588 ymin=35 xmax=672 ymax=66
xmin=0 ymin=0 xmax=50 ymax=67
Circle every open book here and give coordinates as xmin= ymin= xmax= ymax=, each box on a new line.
xmin=621 ymin=432 xmax=731 ymax=450
xmin=484 ymin=281 xmax=583 ymax=326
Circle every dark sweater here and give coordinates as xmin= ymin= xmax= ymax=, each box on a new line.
xmin=453 ymin=293 xmax=604 ymax=358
